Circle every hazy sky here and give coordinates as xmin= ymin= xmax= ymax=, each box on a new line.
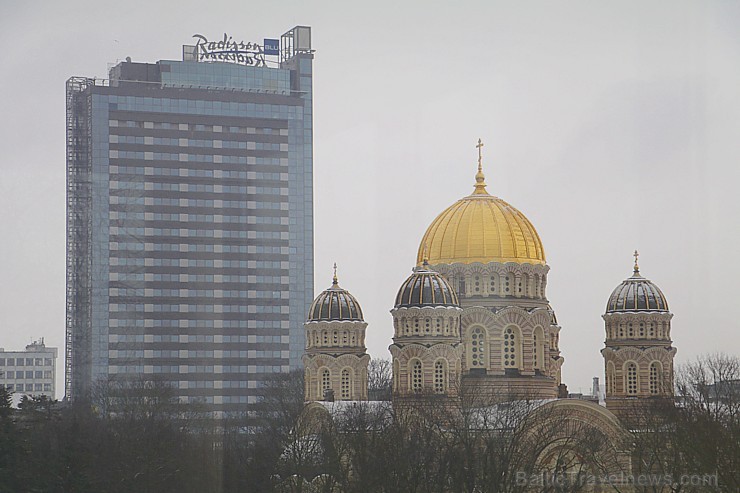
xmin=1 ymin=1 xmax=739 ymax=395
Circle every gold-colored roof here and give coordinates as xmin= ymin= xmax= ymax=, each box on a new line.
xmin=417 ymin=140 xmax=546 ymax=266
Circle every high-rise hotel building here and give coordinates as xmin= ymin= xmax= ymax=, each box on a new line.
xmin=66 ymin=27 xmax=314 ymax=414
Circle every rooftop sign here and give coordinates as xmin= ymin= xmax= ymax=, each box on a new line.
xmin=187 ymin=34 xmax=280 ymax=66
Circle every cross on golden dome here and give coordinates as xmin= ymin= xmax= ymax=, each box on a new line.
xmin=633 ymin=250 xmax=640 ymax=275
xmin=416 ymin=140 xmax=545 ymax=266
xmin=473 ymin=138 xmax=488 ymax=195
xmin=332 ymin=262 xmax=338 ymax=285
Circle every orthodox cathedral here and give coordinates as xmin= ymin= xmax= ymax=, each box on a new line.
xmin=302 ymin=140 xmax=676 ymax=423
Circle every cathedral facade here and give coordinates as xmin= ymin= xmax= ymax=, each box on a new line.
xmin=302 ymin=141 xmax=676 ymax=426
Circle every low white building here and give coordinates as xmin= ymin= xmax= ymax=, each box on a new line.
xmin=0 ymin=339 xmax=57 ymax=401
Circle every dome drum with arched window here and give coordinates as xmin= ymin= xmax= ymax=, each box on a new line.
xmin=601 ymin=253 xmax=676 ymax=416
xmin=303 ymin=268 xmax=370 ymax=402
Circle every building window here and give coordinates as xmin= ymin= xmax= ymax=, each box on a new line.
xmin=649 ymin=362 xmax=661 ymax=395
xmin=411 ymin=360 xmax=423 ymax=392
xmin=320 ymin=368 xmax=331 ymax=400
xmin=503 ymin=327 xmax=521 ymax=369
xmin=626 ymin=362 xmax=638 ymax=395
xmin=340 ymin=369 xmax=351 ymax=400
xmin=607 ymin=361 xmax=616 ymax=395
xmin=434 ymin=360 xmax=446 ymax=394
xmin=469 ymin=327 xmax=486 ymax=368
xmin=533 ymin=327 xmax=545 ymax=370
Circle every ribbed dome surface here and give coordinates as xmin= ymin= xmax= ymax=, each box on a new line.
xmin=307 ymin=279 xmax=364 ymax=322
xmin=395 ymin=265 xmax=460 ymax=308
xmin=606 ymin=270 xmax=669 ymax=313
xmin=417 ymin=166 xmax=545 ymax=266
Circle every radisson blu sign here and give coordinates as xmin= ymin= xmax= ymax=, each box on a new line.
xmin=191 ymin=34 xmax=280 ymax=66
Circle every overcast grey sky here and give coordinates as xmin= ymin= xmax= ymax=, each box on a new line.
xmin=1 ymin=0 xmax=738 ymax=395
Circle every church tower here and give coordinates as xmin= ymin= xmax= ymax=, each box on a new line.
xmin=414 ymin=140 xmax=563 ymax=399
xmin=601 ymin=252 xmax=676 ymax=416
xmin=303 ymin=267 xmax=370 ymax=401
xmin=389 ymin=261 xmax=463 ymax=397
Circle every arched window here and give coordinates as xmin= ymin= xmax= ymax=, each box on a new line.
xmin=533 ymin=327 xmax=545 ymax=370
xmin=503 ymin=326 xmax=521 ymax=369
xmin=519 ymin=274 xmax=527 ymax=296
xmin=434 ymin=360 xmax=446 ymax=394
xmin=625 ymin=362 xmax=638 ymax=395
xmin=504 ymin=273 xmax=513 ymax=295
xmin=627 ymin=323 xmax=634 ymax=338
xmin=393 ymin=359 xmax=400 ymax=393
xmin=469 ymin=326 xmax=487 ymax=368
xmin=649 ymin=362 xmax=662 ymax=395
xmin=539 ymin=276 xmax=546 ymax=298
xmin=341 ymin=368 xmax=352 ymax=400
xmin=607 ymin=361 xmax=616 ymax=395
xmin=342 ymin=331 xmax=348 ymax=345
xmin=411 ymin=360 xmax=423 ymax=392
xmin=322 ymin=331 xmax=328 ymax=345
xmin=320 ymin=368 xmax=331 ymax=400
xmin=489 ymin=274 xmax=497 ymax=295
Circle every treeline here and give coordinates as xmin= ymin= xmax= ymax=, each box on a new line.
xmin=0 ymin=377 xmax=303 ymax=493
xmin=0 ymin=354 xmax=737 ymax=493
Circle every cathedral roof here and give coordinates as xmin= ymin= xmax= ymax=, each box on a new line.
xmin=417 ymin=140 xmax=545 ymax=266
xmin=307 ymin=267 xmax=364 ymax=322
xmin=605 ymin=254 xmax=669 ymax=313
xmin=394 ymin=262 xmax=460 ymax=308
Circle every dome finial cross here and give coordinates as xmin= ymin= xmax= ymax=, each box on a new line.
xmin=476 ymin=138 xmax=484 ymax=171
xmin=332 ymin=262 xmax=338 ymax=285
xmin=473 ymin=138 xmax=488 ymax=195
xmin=633 ymin=250 xmax=640 ymax=275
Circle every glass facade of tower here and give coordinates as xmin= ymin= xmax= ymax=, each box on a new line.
xmin=66 ymin=29 xmax=313 ymax=415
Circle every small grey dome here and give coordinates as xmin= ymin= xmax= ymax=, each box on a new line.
xmin=395 ymin=264 xmax=459 ymax=308
xmin=606 ymin=264 xmax=669 ymax=313
xmin=307 ymin=274 xmax=364 ymax=322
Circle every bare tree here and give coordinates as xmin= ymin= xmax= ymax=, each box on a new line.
xmin=673 ymin=353 xmax=739 ymax=492
xmin=368 ymin=359 xmax=392 ymax=401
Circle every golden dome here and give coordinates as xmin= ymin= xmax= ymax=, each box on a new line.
xmin=417 ymin=143 xmax=546 ymax=266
